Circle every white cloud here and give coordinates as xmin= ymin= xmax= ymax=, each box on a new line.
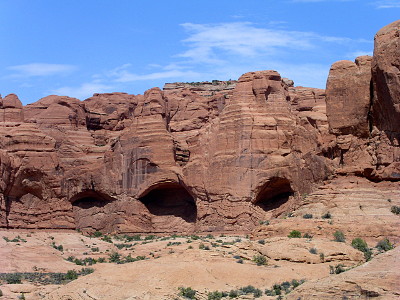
xmin=178 ymin=22 xmax=364 ymax=65
xmin=373 ymin=0 xmax=400 ymax=8
xmin=52 ymin=82 xmax=113 ymax=100
xmin=7 ymin=63 xmax=76 ymax=77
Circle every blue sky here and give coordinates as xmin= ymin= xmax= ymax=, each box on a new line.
xmin=0 ymin=0 xmax=399 ymax=104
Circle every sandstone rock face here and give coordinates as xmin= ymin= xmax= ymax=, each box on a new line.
xmin=372 ymin=20 xmax=400 ymax=142
xmin=326 ymin=56 xmax=372 ymax=137
xmin=0 ymin=21 xmax=399 ymax=234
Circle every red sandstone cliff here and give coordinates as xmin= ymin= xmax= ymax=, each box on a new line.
xmin=0 ymin=20 xmax=399 ymax=234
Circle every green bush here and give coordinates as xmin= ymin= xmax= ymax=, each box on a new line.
xmin=333 ymin=231 xmax=345 ymax=242
xmin=101 ymin=235 xmax=112 ymax=243
xmin=309 ymin=247 xmax=317 ymax=254
xmin=207 ymin=291 xmax=227 ymax=300
xmin=321 ymin=212 xmax=332 ymax=219
xmin=252 ymin=254 xmax=267 ymax=266
xmin=5 ymin=273 xmax=22 ymax=284
xmin=228 ymin=289 xmax=238 ymax=298
xmin=288 ymin=230 xmax=301 ymax=238
xmin=391 ymin=205 xmax=400 ymax=215
xmin=329 ymin=264 xmax=345 ymax=274
xmin=178 ymin=287 xmax=196 ymax=299
xmin=108 ymin=252 xmax=121 ymax=263
xmin=351 ymin=238 xmax=372 ymax=260
xmin=303 ymin=214 xmax=313 ymax=219
xmin=93 ymin=231 xmax=102 ymax=237
xmin=65 ymin=270 xmax=78 ymax=280
xmin=376 ymin=238 xmax=394 ymax=252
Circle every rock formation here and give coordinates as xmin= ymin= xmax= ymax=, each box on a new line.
xmin=0 ymin=20 xmax=399 ymax=234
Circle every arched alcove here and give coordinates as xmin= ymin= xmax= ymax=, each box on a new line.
xmin=70 ymin=190 xmax=116 ymax=231
xmin=138 ymin=182 xmax=197 ymax=223
xmin=254 ymin=177 xmax=294 ymax=211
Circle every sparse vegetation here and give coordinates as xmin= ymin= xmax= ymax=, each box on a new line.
xmin=303 ymin=233 xmax=313 ymax=239
xmin=101 ymin=235 xmax=112 ymax=243
xmin=264 ymin=279 xmax=305 ymax=296
xmin=309 ymin=247 xmax=318 ymax=254
xmin=178 ymin=286 xmax=197 ymax=299
xmin=259 ymin=220 xmax=270 ymax=225
xmin=390 ymin=205 xmax=400 ymax=215
xmin=93 ymin=231 xmax=103 ymax=237
xmin=3 ymin=236 xmax=27 ymax=243
xmin=303 ymin=213 xmax=313 ymax=219
xmin=351 ymin=238 xmax=372 ymax=261
xmin=376 ymin=238 xmax=394 ymax=252
xmin=252 ymin=254 xmax=267 ymax=266
xmin=257 ymin=239 xmax=265 ymax=245
xmin=330 ymin=264 xmax=346 ymax=274
xmin=321 ymin=212 xmax=332 ymax=219
xmin=207 ymin=291 xmax=228 ymax=300
xmin=333 ymin=230 xmax=345 ymax=242
xmin=319 ymin=252 xmax=325 ymax=262
xmin=288 ymin=230 xmax=302 ymax=238
xmin=0 ymin=268 xmax=94 ymax=285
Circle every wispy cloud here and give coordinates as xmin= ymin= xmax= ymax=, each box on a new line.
xmin=178 ymin=22 xmax=366 ymax=65
xmin=52 ymin=82 xmax=113 ymax=100
xmin=7 ymin=63 xmax=76 ymax=77
xmin=373 ymin=0 xmax=400 ymax=8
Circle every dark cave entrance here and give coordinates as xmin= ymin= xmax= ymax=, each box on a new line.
xmin=70 ymin=190 xmax=116 ymax=231
xmin=138 ymin=183 xmax=197 ymax=224
xmin=254 ymin=177 xmax=294 ymax=211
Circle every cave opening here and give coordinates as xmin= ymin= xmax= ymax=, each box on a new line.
xmin=70 ymin=190 xmax=116 ymax=231
xmin=138 ymin=183 xmax=197 ymax=223
xmin=254 ymin=177 xmax=294 ymax=211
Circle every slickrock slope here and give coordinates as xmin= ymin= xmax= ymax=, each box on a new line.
xmin=0 ymin=20 xmax=399 ymax=236
xmin=286 ymin=246 xmax=400 ymax=300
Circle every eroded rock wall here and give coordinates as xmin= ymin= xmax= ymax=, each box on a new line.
xmin=0 ymin=20 xmax=399 ymax=233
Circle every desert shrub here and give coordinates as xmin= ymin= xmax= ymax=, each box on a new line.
xmin=91 ymin=247 xmax=99 ymax=252
xmin=303 ymin=233 xmax=313 ymax=239
xmin=309 ymin=247 xmax=318 ymax=254
xmin=190 ymin=235 xmax=200 ymax=240
xmin=236 ymin=259 xmax=243 ymax=264
xmin=4 ymin=273 xmax=22 ymax=284
xmin=259 ymin=220 xmax=270 ymax=225
xmin=93 ymin=231 xmax=102 ymax=237
xmin=330 ymin=264 xmax=345 ymax=274
xmin=207 ymin=291 xmax=228 ymax=300
xmin=252 ymin=254 xmax=267 ymax=266
xmin=333 ymin=231 xmax=345 ymax=242
xmin=321 ymin=212 xmax=332 ymax=219
xmin=52 ymin=243 xmax=63 ymax=252
xmin=303 ymin=214 xmax=313 ymax=219
xmin=351 ymin=238 xmax=372 ymax=261
xmin=319 ymin=252 xmax=325 ymax=262
xmin=253 ymin=288 xmax=263 ymax=298
xmin=390 ymin=205 xmax=400 ymax=215
xmin=144 ymin=235 xmax=156 ymax=240
xmin=18 ymin=293 xmax=25 ymax=300
xmin=228 ymin=289 xmax=238 ymax=298
xmin=288 ymin=230 xmax=301 ymax=238
xmin=80 ymin=268 xmax=94 ymax=276
xmin=257 ymin=239 xmax=265 ymax=245
xmin=206 ymin=234 xmax=214 ymax=239
xmin=240 ymin=285 xmax=257 ymax=294
xmin=101 ymin=235 xmax=112 ymax=243
xmin=108 ymin=252 xmax=121 ymax=263
xmin=65 ymin=270 xmax=78 ymax=280
xmin=178 ymin=286 xmax=196 ymax=299
xmin=376 ymin=238 xmax=394 ymax=252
